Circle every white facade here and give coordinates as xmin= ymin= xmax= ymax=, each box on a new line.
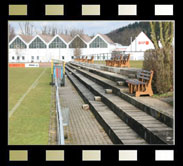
xmin=125 ymin=32 xmax=155 ymax=60
xmin=9 ymin=33 xmax=116 ymax=63
xmin=9 ymin=32 xmax=157 ymax=62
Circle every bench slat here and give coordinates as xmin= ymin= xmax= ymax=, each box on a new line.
xmin=137 ymin=72 xmax=150 ymax=77
xmin=141 ymin=70 xmax=152 ymax=74
xmin=126 ymin=79 xmax=146 ymax=85
xmin=137 ymin=75 xmax=150 ymax=80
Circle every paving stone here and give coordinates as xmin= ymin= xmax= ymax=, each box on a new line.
xmin=66 ymin=69 xmax=148 ymax=145
xmin=59 ymin=77 xmax=112 ymax=145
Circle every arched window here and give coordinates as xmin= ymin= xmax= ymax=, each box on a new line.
xmin=69 ymin=36 xmax=87 ymax=48
xmin=10 ymin=37 xmax=27 ymax=49
xmin=49 ymin=37 xmax=66 ymax=48
xmin=29 ymin=37 xmax=46 ymax=48
xmin=89 ymin=36 xmax=107 ymax=48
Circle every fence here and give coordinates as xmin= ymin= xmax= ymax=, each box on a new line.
xmin=75 ymin=51 xmax=146 ymax=62
xmin=55 ymin=72 xmax=65 ymax=145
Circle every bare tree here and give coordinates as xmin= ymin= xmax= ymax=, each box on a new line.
xmin=40 ymin=25 xmax=63 ymax=36
xmin=8 ymin=23 xmax=16 ymax=41
xmin=19 ymin=22 xmax=36 ymax=35
xmin=74 ymin=48 xmax=82 ymax=57
xmin=69 ymin=28 xmax=84 ymax=37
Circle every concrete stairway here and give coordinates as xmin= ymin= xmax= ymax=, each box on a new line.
xmin=65 ymin=63 xmax=174 ymax=145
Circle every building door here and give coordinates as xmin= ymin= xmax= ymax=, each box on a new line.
xmin=31 ymin=56 xmax=34 ymax=62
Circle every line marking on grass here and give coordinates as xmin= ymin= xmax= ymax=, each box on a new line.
xmin=9 ymin=68 xmax=47 ymax=118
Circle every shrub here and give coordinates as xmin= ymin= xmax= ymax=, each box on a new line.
xmin=143 ymin=47 xmax=173 ymax=94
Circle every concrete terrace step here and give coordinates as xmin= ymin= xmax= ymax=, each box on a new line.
xmin=67 ymin=62 xmax=173 ymax=128
xmin=71 ymin=61 xmax=140 ymax=77
xmin=66 ymin=66 xmax=173 ymax=145
xmin=70 ymin=61 xmax=129 ymax=83
xmin=66 ymin=70 xmax=148 ymax=145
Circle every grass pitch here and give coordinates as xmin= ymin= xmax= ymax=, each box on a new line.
xmin=8 ymin=67 xmax=51 ymax=145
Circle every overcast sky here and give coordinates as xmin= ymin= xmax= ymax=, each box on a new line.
xmin=9 ymin=21 xmax=137 ymax=36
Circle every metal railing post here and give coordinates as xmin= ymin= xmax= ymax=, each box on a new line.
xmin=55 ymin=75 xmax=65 ymax=145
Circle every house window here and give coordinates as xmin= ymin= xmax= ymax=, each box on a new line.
xmin=69 ymin=36 xmax=87 ymax=48
xmin=89 ymin=36 xmax=107 ymax=48
xmin=12 ymin=56 xmax=14 ymax=60
xmin=71 ymin=56 xmax=74 ymax=59
xmin=17 ymin=56 xmax=20 ymax=60
xmin=29 ymin=37 xmax=46 ymax=48
xmin=10 ymin=37 xmax=27 ymax=49
xmin=31 ymin=56 xmax=34 ymax=59
xmin=49 ymin=37 xmax=66 ymax=48
xmin=62 ymin=56 xmax=64 ymax=60
xmin=37 ymin=56 xmax=39 ymax=60
xmin=22 ymin=56 xmax=25 ymax=60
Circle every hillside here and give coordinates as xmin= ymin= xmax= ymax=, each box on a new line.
xmin=106 ymin=22 xmax=152 ymax=46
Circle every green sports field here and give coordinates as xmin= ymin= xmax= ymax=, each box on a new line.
xmin=8 ymin=67 xmax=52 ymax=145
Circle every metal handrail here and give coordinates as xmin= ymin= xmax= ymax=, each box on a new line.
xmin=55 ymin=75 xmax=65 ymax=145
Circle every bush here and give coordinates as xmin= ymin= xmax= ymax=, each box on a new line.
xmin=143 ymin=47 xmax=173 ymax=94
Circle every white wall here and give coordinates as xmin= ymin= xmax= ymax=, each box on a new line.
xmin=125 ymin=32 xmax=155 ymax=60
xmin=125 ymin=52 xmax=144 ymax=60
xmin=9 ymin=48 xmax=74 ymax=63
xmin=9 ymin=45 xmax=116 ymax=62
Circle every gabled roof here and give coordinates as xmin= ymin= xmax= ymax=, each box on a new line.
xmin=89 ymin=33 xmax=114 ymax=45
xmin=19 ymin=34 xmax=34 ymax=43
xmin=79 ymin=34 xmax=92 ymax=43
xmin=68 ymin=34 xmax=89 ymax=45
xmin=38 ymin=34 xmax=54 ymax=43
xmin=28 ymin=34 xmax=52 ymax=46
xmin=125 ymin=31 xmax=155 ymax=51
xmin=58 ymin=34 xmax=72 ymax=43
xmin=98 ymin=33 xmax=114 ymax=44
xmin=9 ymin=34 xmax=33 ymax=45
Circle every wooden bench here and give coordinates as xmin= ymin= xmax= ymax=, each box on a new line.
xmin=126 ymin=70 xmax=154 ymax=97
xmin=74 ymin=56 xmax=81 ymax=62
xmin=105 ymin=54 xmax=120 ymax=66
xmin=118 ymin=54 xmax=130 ymax=68
xmin=75 ymin=56 xmax=84 ymax=62
xmin=106 ymin=54 xmax=130 ymax=68
xmin=112 ymin=55 xmax=123 ymax=67
xmin=81 ymin=56 xmax=88 ymax=63
xmin=80 ymin=56 xmax=86 ymax=62
xmin=87 ymin=56 xmax=94 ymax=64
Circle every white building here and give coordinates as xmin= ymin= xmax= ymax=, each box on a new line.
xmin=125 ymin=31 xmax=155 ymax=60
xmin=9 ymin=33 xmax=116 ymax=63
xmin=9 ymin=31 xmax=157 ymax=62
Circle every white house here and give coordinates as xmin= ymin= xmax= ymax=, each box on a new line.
xmin=125 ymin=31 xmax=155 ymax=60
